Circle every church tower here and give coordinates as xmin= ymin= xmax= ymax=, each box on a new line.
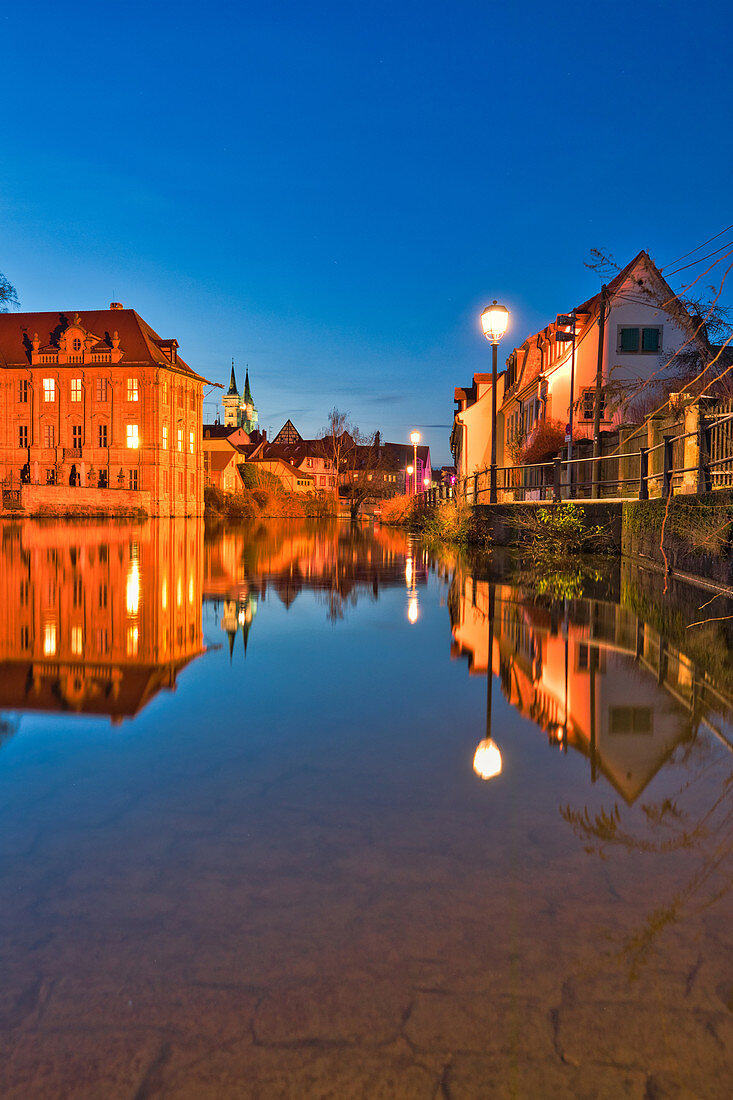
xmin=241 ymin=369 xmax=259 ymax=435
xmin=222 ymin=361 xmax=241 ymax=428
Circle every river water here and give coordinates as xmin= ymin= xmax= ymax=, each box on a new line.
xmin=0 ymin=519 xmax=731 ymax=1098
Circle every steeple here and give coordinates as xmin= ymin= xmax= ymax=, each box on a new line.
xmin=227 ymin=359 xmax=239 ymax=396
xmin=243 ymin=367 xmax=253 ymax=404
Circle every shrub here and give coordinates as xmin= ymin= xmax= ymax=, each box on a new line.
xmin=414 ymin=498 xmax=475 ymax=546
xmin=517 ymin=502 xmax=608 ymax=557
xmin=520 ymin=419 xmax=565 ymax=465
xmin=380 ymin=494 xmax=415 ymax=525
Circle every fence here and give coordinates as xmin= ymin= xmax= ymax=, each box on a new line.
xmin=424 ymin=402 xmax=733 ymax=507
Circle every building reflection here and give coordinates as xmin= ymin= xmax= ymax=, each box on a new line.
xmin=203 ymin=520 xmax=425 ymax=652
xmin=0 ymin=520 xmax=204 ymax=724
xmin=449 ymin=571 xmax=733 ymax=802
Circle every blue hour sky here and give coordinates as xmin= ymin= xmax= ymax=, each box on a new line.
xmin=1 ymin=0 xmax=731 ymax=463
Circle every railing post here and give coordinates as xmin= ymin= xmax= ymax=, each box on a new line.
xmin=662 ymin=436 xmax=674 ymax=498
xmin=473 ymin=471 xmax=479 ymax=503
xmin=553 ymin=457 xmax=562 ymax=502
xmin=697 ymin=415 xmax=712 ymax=495
xmin=638 ymin=447 xmax=649 ymax=500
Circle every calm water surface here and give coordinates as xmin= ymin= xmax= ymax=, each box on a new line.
xmin=0 ymin=519 xmax=731 ymax=1098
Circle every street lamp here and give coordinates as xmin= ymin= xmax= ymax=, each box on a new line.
xmin=410 ymin=431 xmax=420 ymax=496
xmin=406 ymin=463 xmax=413 ymax=495
xmin=480 ymin=301 xmax=509 ymax=504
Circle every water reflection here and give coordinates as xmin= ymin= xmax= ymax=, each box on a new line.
xmin=0 ymin=520 xmax=204 ymax=724
xmin=1 ymin=520 xmax=732 ymax=1096
xmin=449 ymin=567 xmax=733 ymax=802
xmin=203 ymin=520 xmax=421 ymax=643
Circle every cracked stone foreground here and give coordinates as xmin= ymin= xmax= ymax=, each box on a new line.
xmin=1 ymin=737 xmax=730 ymax=1100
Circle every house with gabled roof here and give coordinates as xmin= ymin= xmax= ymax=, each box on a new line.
xmin=452 ymin=251 xmax=708 ymax=491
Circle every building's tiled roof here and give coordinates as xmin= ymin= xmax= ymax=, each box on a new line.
xmin=0 ymin=308 xmax=213 ymax=383
xmin=207 ymin=449 xmax=240 ymax=474
xmin=203 ymin=424 xmax=245 ymax=439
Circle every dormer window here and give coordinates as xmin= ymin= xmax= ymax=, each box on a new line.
xmin=72 ymin=337 xmax=82 ymax=352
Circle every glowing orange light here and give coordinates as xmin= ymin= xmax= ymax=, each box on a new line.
xmin=473 ymin=738 xmax=502 ymax=780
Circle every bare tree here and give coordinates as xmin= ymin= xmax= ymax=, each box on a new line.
xmin=318 ymin=408 xmax=383 ymax=520
xmin=0 ymin=272 xmax=19 ymax=312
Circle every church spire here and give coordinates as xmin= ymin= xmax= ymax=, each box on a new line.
xmin=227 ymin=359 xmax=239 ymax=396
xmin=243 ymin=366 xmax=253 ymax=404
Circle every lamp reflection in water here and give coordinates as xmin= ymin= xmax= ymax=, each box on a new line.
xmin=405 ymin=550 xmax=419 ymax=624
xmin=473 ymin=584 xmax=502 ymax=780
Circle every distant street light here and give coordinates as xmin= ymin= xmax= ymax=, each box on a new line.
xmin=406 ymin=463 xmax=414 ymax=495
xmin=410 ymin=431 xmax=420 ymax=496
xmin=480 ymin=301 xmax=509 ymax=504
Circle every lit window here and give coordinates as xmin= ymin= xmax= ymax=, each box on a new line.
xmin=127 ymin=378 xmax=139 ymax=401
xmin=71 ymin=378 xmax=82 ymax=402
xmin=126 ymin=424 xmax=140 ymax=449
xmin=71 ymin=625 xmax=83 ymax=656
xmin=43 ymin=378 xmax=55 ymax=402
xmin=189 ymin=431 xmax=195 ymax=454
xmin=126 ymin=562 xmax=140 ymax=615
xmin=43 ymin=621 xmax=57 ymax=656
xmin=162 ymin=381 xmax=169 ymax=403
xmin=177 ymin=428 xmax=183 ymax=452
xmin=126 ymin=626 xmax=139 ymax=657
xmin=162 ymin=424 xmax=168 ymax=450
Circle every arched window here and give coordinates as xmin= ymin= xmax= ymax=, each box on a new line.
xmin=72 ymin=337 xmax=82 ymax=352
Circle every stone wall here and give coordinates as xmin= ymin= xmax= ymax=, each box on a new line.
xmin=471 ymin=501 xmax=623 ymax=549
xmin=8 ymin=484 xmax=151 ymax=518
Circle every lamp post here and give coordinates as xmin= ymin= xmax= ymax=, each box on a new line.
xmin=480 ymin=301 xmax=509 ymax=504
xmin=410 ymin=431 xmax=420 ymax=496
xmin=406 ymin=463 xmax=413 ymax=495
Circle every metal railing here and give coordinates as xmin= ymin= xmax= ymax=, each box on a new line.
xmin=435 ymin=407 xmax=733 ymax=507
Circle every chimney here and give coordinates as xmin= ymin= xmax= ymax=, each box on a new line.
xmin=110 ymin=302 xmax=123 ymax=310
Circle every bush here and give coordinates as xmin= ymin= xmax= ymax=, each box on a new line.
xmin=520 ymin=419 xmax=565 ymax=465
xmin=380 ymin=494 xmax=415 ymax=525
xmin=517 ymin=502 xmax=608 ymax=557
xmin=413 ymin=498 xmax=476 ymax=547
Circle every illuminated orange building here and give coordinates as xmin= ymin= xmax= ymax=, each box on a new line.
xmin=449 ymin=574 xmax=721 ymax=803
xmin=0 ymin=306 xmax=213 ymax=516
xmin=0 ymin=520 xmax=204 ymax=721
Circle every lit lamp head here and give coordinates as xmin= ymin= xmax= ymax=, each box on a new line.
xmin=410 ymin=431 xmax=421 ymax=445
xmin=473 ymin=737 xmax=502 ymax=780
xmin=423 ymin=476 xmax=430 ymax=486
xmin=480 ymin=301 xmax=509 ymax=345
xmin=407 ymin=464 xmax=414 ymax=475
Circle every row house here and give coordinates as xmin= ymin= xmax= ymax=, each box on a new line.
xmin=0 ymin=305 xmax=213 ymax=516
xmin=451 ymin=252 xmax=706 ymax=488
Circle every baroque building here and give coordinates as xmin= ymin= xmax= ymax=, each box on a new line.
xmin=0 ymin=305 xmax=211 ymax=517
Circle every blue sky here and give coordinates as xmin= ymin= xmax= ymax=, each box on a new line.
xmin=2 ymin=0 xmax=731 ymax=463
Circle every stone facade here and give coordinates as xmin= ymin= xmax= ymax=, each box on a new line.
xmin=0 ymin=305 xmax=212 ymax=517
